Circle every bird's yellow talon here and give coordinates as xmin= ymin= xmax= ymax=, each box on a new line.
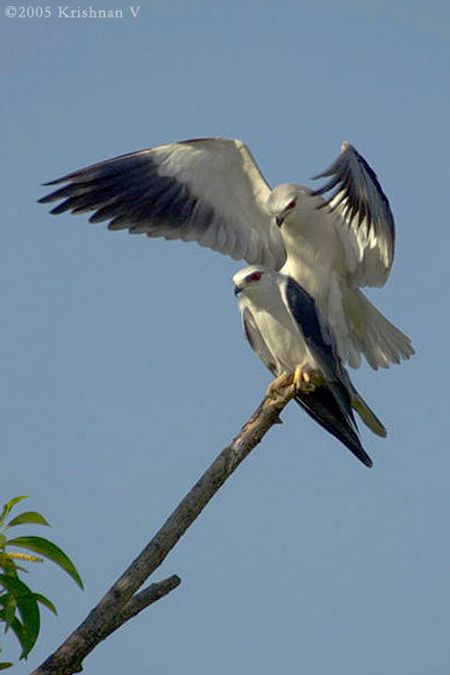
xmin=292 ymin=366 xmax=320 ymax=393
xmin=293 ymin=365 xmax=303 ymax=390
xmin=267 ymin=367 xmax=321 ymax=400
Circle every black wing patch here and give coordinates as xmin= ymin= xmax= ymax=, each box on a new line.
xmin=284 ymin=277 xmax=371 ymax=467
xmin=285 ymin=277 xmax=337 ymax=369
xmin=38 ymin=149 xmax=213 ymax=235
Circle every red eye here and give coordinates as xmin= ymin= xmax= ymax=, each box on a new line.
xmin=286 ymin=199 xmax=297 ymax=210
xmin=246 ymin=271 xmax=262 ymax=283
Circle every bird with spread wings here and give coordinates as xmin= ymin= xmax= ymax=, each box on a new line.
xmin=39 ymin=138 xmax=414 ymax=370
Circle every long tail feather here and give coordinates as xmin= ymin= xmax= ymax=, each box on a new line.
xmin=295 ymin=386 xmax=373 ymax=468
xmin=351 ymin=391 xmax=387 ymax=438
xmin=344 ymin=290 xmax=415 ymax=370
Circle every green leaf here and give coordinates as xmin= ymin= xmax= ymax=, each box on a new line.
xmin=7 ymin=512 xmax=50 ymax=528
xmin=0 ymin=662 xmax=13 ymax=670
xmin=8 ymin=615 xmax=36 ymax=659
xmin=0 ymin=576 xmax=39 ymax=644
xmin=13 ymin=584 xmax=39 ymax=627
xmin=0 ymin=498 xmax=28 ymax=527
xmin=7 ymin=538 xmax=83 ymax=589
xmin=34 ymin=593 xmax=57 ymax=616
xmin=0 ymin=556 xmax=18 ymax=576
xmin=17 ymin=595 xmax=40 ymax=652
xmin=0 ymin=574 xmax=33 ymax=598
xmin=0 ymin=536 xmax=6 ymax=550
xmin=0 ymin=578 xmax=40 ymax=659
xmin=0 ymin=592 xmax=17 ymax=629
xmin=8 ymin=565 xmax=29 ymax=574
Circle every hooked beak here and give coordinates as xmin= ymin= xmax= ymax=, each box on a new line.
xmin=234 ymin=284 xmax=241 ymax=297
xmin=275 ymin=215 xmax=284 ymax=228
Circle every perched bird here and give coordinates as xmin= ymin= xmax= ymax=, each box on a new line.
xmin=233 ymin=265 xmax=387 ymax=468
xmin=39 ymin=137 xmax=414 ymax=369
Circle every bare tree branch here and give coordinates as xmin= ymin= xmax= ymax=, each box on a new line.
xmin=105 ymin=575 xmax=182 ymax=635
xmin=31 ymin=377 xmax=297 ymax=675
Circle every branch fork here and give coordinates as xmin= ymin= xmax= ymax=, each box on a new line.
xmin=32 ymin=380 xmax=297 ymax=674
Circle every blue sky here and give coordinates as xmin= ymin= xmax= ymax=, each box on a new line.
xmin=2 ymin=1 xmax=450 ymax=673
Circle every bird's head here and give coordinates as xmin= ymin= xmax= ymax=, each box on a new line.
xmin=233 ymin=265 xmax=275 ymax=298
xmin=267 ymin=183 xmax=311 ymax=228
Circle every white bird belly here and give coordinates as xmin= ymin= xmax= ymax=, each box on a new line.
xmin=252 ymin=303 xmax=310 ymax=375
xmin=279 ymin=205 xmax=345 ymax=306
xmin=281 ymin=240 xmax=338 ymax=302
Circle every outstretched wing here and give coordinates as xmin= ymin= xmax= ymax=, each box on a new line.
xmin=39 ymin=138 xmax=286 ymax=270
xmin=312 ymin=142 xmax=395 ymax=287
